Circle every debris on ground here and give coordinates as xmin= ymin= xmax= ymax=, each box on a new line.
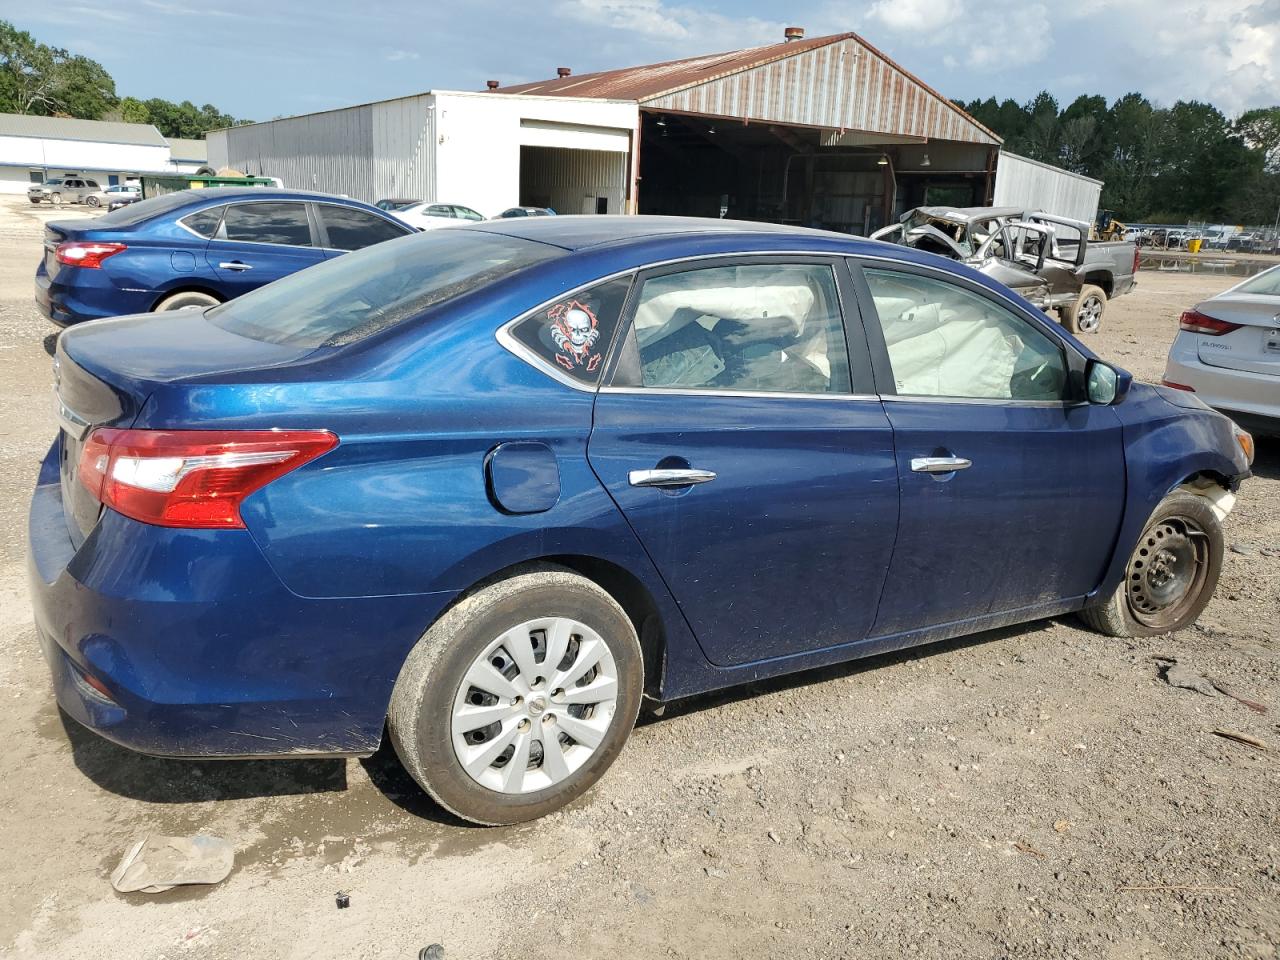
xmin=110 ymin=835 xmax=234 ymax=894
xmin=1208 ymin=677 xmax=1268 ymax=714
xmin=419 ymin=946 xmax=445 ymax=960
xmin=1013 ymin=841 xmax=1046 ymax=859
xmin=336 ymin=890 xmax=351 ymax=909
xmin=1154 ymin=657 xmax=1217 ymax=697
xmin=1115 ymin=883 xmax=1238 ymax=894
xmin=1053 ymin=820 xmax=1071 ymax=833
xmin=1210 ymin=730 xmax=1270 ymax=752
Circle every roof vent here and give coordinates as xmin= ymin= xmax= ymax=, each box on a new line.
xmin=557 ymin=66 xmax=572 ymax=78
xmin=486 ymin=80 xmax=500 ymax=90
xmin=784 ymin=26 xmax=805 ymax=41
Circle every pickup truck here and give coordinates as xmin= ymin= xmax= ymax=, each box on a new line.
xmin=872 ymin=206 xmax=1139 ymax=334
xmin=28 ymin=176 xmax=103 ymax=206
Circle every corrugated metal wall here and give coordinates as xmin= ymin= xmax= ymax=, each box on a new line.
xmin=519 ymin=146 xmax=627 ymax=214
xmin=211 ymin=95 xmax=436 ymax=203
xmin=643 ymin=36 xmax=998 ymax=146
xmin=993 ymin=151 xmax=1102 ymax=223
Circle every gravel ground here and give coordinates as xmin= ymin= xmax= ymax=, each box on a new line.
xmin=0 ymin=196 xmax=1275 ymax=960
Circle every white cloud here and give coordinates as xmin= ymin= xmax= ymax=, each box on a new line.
xmin=385 ymin=49 xmax=420 ymax=62
xmin=557 ymin=0 xmax=785 ymax=54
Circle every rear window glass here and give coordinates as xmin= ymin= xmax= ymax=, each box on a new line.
xmin=223 ymin=202 xmax=311 ymax=246
xmin=508 ymin=276 xmax=632 ymax=384
xmin=1236 ymin=266 xmax=1280 ymax=297
xmin=181 ymin=206 xmax=224 ymax=238
xmin=94 ymin=189 xmax=210 ymax=226
xmin=205 ymin=230 xmax=564 ymax=348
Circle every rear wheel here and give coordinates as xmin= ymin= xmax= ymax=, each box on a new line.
xmin=1061 ymin=284 xmax=1106 ymax=334
xmin=1078 ymin=492 xmax=1223 ymax=637
xmin=154 ymin=290 xmax=220 ymax=311
xmin=388 ymin=567 xmax=643 ymax=825
xmin=86 ymin=195 xmax=100 ymax=207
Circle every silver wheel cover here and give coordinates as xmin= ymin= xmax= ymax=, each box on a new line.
xmin=451 ymin=617 xmax=619 ymax=795
xmin=1078 ymin=296 xmax=1103 ymax=332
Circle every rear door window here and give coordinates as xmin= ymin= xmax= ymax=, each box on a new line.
xmin=181 ymin=206 xmax=224 ymax=239
xmin=316 ymin=205 xmax=409 ymax=251
xmin=507 ymin=276 xmax=632 ymax=385
xmin=221 ymin=202 xmax=312 ymax=246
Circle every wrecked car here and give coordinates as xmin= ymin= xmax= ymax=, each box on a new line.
xmin=872 ymin=206 xmax=1139 ymax=334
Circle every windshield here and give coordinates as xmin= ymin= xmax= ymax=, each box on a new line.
xmin=1235 ymin=265 xmax=1280 ymax=297
xmin=205 ymin=229 xmax=565 ymax=348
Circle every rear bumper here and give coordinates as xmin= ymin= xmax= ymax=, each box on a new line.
xmin=27 ymin=441 xmax=450 ymax=758
xmin=35 ymin=265 xmax=155 ymax=327
xmin=1164 ymin=335 xmax=1280 ymax=433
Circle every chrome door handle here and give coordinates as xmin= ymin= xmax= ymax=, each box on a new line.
xmin=628 ymin=468 xmax=717 ymax=488
xmin=218 ymin=261 xmax=252 ymax=271
xmin=911 ymin=456 xmax=972 ymax=474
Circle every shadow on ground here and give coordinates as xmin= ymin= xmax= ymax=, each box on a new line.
xmin=58 ymin=707 xmax=347 ymax=803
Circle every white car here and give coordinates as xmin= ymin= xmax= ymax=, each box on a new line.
xmin=85 ymin=184 xmax=140 ymax=208
xmin=1162 ymin=265 xmax=1280 ymax=437
xmin=390 ymin=201 xmax=485 ymax=231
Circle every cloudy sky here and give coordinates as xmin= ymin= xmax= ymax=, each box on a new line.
xmin=18 ymin=0 xmax=1279 ymax=121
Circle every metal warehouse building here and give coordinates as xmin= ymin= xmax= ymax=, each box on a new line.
xmin=209 ymin=29 xmax=1096 ymax=229
xmin=0 ymin=113 xmax=207 ymax=194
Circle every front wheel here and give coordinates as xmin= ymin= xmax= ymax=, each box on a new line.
xmin=1078 ymin=492 xmax=1224 ymax=637
xmin=1062 ymin=284 xmax=1107 ymax=334
xmin=49 ymin=192 xmax=62 ymax=206
xmin=388 ymin=567 xmax=643 ymax=825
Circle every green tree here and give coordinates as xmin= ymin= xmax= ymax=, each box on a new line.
xmin=1235 ymin=106 xmax=1280 ymax=172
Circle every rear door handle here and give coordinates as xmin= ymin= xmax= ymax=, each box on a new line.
xmin=218 ymin=261 xmax=252 ymax=271
xmin=911 ymin=456 xmax=972 ymax=474
xmin=629 ymin=468 xmax=717 ymax=488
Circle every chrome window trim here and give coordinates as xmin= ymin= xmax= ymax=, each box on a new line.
xmin=495 ymin=250 xmax=865 ymax=394
xmin=600 ymin=386 xmax=880 ymax=401
xmin=881 ymin=394 xmax=1070 ymax=409
xmin=204 ymin=197 xmax=317 ymax=250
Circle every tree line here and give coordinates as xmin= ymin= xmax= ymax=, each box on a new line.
xmin=0 ymin=19 xmax=248 ymax=141
xmin=958 ymin=92 xmax=1280 ymax=226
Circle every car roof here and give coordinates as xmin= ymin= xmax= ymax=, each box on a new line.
xmin=466 ymin=215 xmax=859 ymax=251
xmin=913 ymin=206 xmax=1025 ymax=222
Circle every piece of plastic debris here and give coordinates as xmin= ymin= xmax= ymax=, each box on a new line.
xmin=336 ymin=891 xmax=351 ymax=909
xmin=419 ymin=946 xmax=445 ymax=960
xmin=1158 ymin=661 xmax=1216 ymax=697
xmin=111 ymin=835 xmax=234 ymax=894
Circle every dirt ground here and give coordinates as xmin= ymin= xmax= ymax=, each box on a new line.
xmin=0 ymin=196 xmax=1276 ymax=960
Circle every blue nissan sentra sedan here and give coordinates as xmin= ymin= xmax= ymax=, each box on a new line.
xmin=35 ymin=188 xmax=413 ymax=326
xmin=29 ymin=217 xmax=1254 ymax=824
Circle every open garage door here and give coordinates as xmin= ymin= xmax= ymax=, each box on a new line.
xmin=519 ymin=146 xmax=628 ymax=215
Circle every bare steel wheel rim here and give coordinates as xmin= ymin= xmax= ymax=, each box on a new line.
xmin=1077 ymin=295 xmax=1104 ymax=333
xmin=451 ymin=617 xmax=619 ymax=795
xmin=1125 ymin=517 xmax=1209 ymax=630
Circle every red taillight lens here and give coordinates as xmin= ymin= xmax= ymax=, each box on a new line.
xmin=55 ymin=241 xmax=127 ymax=268
xmin=1160 ymin=379 xmax=1196 ymax=391
xmin=78 ymin=429 xmax=338 ymax=528
xmin=1179 ymin=309 xmax=1241 ymax=336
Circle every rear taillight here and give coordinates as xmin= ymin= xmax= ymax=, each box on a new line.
xmin=1160 ymin=379 xmax=1196 ymax=391
xmin=55 ymin=241 xmax=127 ymax=268
xmin=1179 ymin=309 xmax=1241 ymax=336
xmin=78 ymin=428 xmax=337 ymax=529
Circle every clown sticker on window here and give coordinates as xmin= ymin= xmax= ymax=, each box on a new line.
xmin=509 ymin=276 xmax=632 ymax=385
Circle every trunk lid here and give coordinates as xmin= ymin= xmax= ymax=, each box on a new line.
xmin=55 ymin=308 xmax=318 ymax=544
xmin=1195 ymin=295 xmax=1280 ymax=376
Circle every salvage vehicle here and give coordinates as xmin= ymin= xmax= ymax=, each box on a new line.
xmin=873 ymin=206 xmax=1139 ymax=333
xmin=1162 ymin=264 xmax=1280 ymax=436
xmin=35 ymin=188 xmax=413 ymax=325
xmin=29 ymin=176 xmax=102 ymax=205
xmin=85 ymin=184 xmax=140 ymax=208
xmin=30 ymin=217 xmax=1253 ymax=825
xmin=390 ymin=201 xmax=486 ymax=230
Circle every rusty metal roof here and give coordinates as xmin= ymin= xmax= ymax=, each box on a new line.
xmin=499 ymin=33 xmax=1000 ymax=146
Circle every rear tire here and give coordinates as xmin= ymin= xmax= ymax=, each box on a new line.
xmin=388 ymin=567 xmax=643 ymax=825
xmin=154 ymin=290 xmax=220 ymax=311
xmin=1078 ymin=492 xmax=1224 ymax=637
xmin=1062 ymin=284 xmax=1106 ymax=334
xmin=86 ymin=196 xmax=100 ymax=207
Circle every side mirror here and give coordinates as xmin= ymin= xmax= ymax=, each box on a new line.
xmin=1086 ymin=359 xmax=1132 ymax=405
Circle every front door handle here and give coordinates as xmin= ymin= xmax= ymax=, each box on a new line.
xmin=911 ymin=456 xmax=972 ymax=474
xmin=629 ymin=468 xmax=717 ymax=488
xmin=218 ymin=261 xmax=252 ymax=271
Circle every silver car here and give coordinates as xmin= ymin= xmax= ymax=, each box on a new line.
xmin=1162 ymin=265 xmax=1280 ymax=436
xmin=28 ymin=176 xmax=102 ymax=205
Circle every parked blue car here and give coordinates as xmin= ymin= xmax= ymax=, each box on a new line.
xmin=34 ymin=188 xmax=413 ymax=326
xmin=29 ymin=217 xmax=1254 ymax=824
